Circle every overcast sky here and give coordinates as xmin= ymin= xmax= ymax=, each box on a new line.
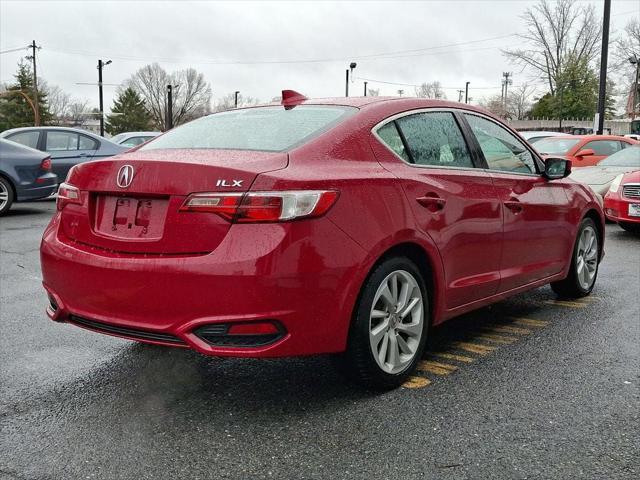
xmin=1 ymin=0 xmax=638 ymax=111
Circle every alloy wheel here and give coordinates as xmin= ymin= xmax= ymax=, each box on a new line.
xmin=576 ymin=225 xmax=598 ymax=290
xmin=369 ymin=270 xmax=424 ymax=374
xmin=0 ymin=181 xmax=9 ymax=211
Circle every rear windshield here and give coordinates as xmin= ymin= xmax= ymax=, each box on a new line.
xmin=598 ymin=146 xmax=640 ymax=167
xmin=533 ymin=137 xmax=580 ymax=155
xmin=140 ymin=105 xmax=356 ymax=152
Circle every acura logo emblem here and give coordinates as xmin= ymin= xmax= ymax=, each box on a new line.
xmin=116 ymin=165 xmax=134 ymax=188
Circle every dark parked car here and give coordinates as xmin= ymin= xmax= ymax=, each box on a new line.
xmin=0 ymin=138 xmax=58 ymax=215
xmin=110 ymin=131 xmax=161 ymax=148
xmin=0 ymin=127 xmax=126 ymax=182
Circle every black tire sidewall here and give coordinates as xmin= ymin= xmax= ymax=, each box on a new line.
xmin=346 ymin=256 xmax=429 ymax=389
xmin=0 ymin=177 xmax=14 ymax=215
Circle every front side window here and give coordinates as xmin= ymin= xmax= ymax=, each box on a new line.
xmin=389 ymin=112 xmax=473 ymax=168
xmin=583 ymin=140 xmax=621 ymax=156
xmin=465 ymin=114 xmax=537 ymax=174
xmin=46 ymin=131 xmax=79 ymax=151
xmin=140 ymin=106 xmax=356 ymax=152
xmin=7 ymin=131 xmax=40 ymax=149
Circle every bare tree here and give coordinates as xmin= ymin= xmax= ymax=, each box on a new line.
xmin=68 ymin=100 xmax=91 ymax=125
xmin=507 ymin=83 xmax=535 ymax=120
xmin=612 ymin=19 xmax=640 ymax=115
xmin=127 ymin=63 xmax=212 ymax=129
xmin=45 ymin=84 xmax=71 ymax=125
xmin=213 ymin=92 xmax=260 ymax=112
xmin=415 ymin=81 xmax=446 ymax=99
xmin=504 ymin=0 xmax=601 ymax=95
xmin=366 ymin=88 xmax=380 ymax=97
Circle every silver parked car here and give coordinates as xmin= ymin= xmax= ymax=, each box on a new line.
xmin=569 ymin=145 xmax=640 ymax=195
xmin=519 ymin=131 xmax=571 ymax=144
xmin=110 ymin=131 xmax=161 ymax=148
xmin=0 ymin=127 xmax=126 ymax=182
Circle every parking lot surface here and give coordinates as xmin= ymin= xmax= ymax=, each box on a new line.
xmin=1 ymin=201 xmax=638 ymax=480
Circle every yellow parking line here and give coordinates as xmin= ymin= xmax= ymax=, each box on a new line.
xmin=544 ymin=300 xmax=586 ymax=308
xmin=483 ymin=325 xmax=531 ymax=335
xmin=431 ymin=352 xmax=475 ymax=364
xmin=402 ymin=376 xmax=431 ymax=388
xmin=453 ymin=342 xmax=496 ymax=355
xmin=476 ymin=334 xmax=518 ymax=344
xmin=417 ymin=360 xmax=458 ymax=376
xmin=511 ymin=317 xmax=549 ymax=328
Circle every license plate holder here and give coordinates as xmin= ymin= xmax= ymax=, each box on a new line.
xmin=94 ymin=195 xmax=168 ymax=239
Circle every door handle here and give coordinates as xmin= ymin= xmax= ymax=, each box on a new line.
xmin=504 ymin=200 xmax=524 ymax=214
xmin=78 ymin=152 xmax=88 ymax=157
xmin=416 ymin=195 xmax=446 ymax=212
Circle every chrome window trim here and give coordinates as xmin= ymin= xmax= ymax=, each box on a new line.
xmin=371 ymin=107 xmax=479 ymax=172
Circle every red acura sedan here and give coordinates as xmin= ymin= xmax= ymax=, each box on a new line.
xmin=604 ymin=170 xmax=640 ymax=234
xmin=41 ymin=92 xmax=605 ymax=389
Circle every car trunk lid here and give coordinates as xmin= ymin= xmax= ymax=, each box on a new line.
xmin=60 ymin=149 xmax=288 ymax=254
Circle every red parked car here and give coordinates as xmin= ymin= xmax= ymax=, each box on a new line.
xmin=41 ymin=93 xmax=605 ymax=389
xmin=534 ymin=134 xmax=637 ymax=167
xmin=604 ymin=170 xmax=640 ymax=234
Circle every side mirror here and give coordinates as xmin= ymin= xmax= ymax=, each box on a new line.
xmin=575 ymin=148 xmax=595 ymax=158
xmin=544 ymin=157 xmax=572 ymax=180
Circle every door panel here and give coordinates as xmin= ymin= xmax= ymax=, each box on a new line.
xmin=372 ymin=112 xmax=503 ymax=309
xmin=462 ymin=113 xmax=574 ymax=290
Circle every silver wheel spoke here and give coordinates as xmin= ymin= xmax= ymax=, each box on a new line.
xmin=576 ymin=226 xmax=598 ymax=290
xmin=369 ymin=269 xmax=424 ymax=374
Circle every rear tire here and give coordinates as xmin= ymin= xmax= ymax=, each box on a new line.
xmin=338 ymin=257 xmax=429 ymax=390
xmin=0 ymin=177 xmax=14 ymax=216
xmin=619 ymin=222 xmax=640 ymax=235
xmin=551 ymin=217 xmax=600 ymax=298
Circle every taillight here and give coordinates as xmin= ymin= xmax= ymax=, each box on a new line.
xmin=40 ymin=156 xmax=52 ymax=171
xmin=180 ymin=190 xmax=339 ymax=223
xmin=56 ymin=182 xmax=82 ymax=211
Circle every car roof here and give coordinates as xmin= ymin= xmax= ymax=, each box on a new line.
xmin=114 ymin=131 xmax=161 ymax=137
xmin=1 ymin=125 xmax=103 ymax=138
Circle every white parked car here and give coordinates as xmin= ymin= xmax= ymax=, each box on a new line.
xmin=110 ymin=131 xmax=161 ymax=148
xmin=569 ymin=145 xmax=640 ymax=195
xmin=519 ymin=131 xmax=571 ymax=144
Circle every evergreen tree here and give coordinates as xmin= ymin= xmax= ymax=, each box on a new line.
xmin=105 ymin=87 xmax=152 ymax=135
xmin=0 ymin=61 xmax=51 ymax=131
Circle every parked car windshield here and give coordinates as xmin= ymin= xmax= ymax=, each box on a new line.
xmin=533 ymin=137 xmax=581 ymax=155
xmin=597 ymin=146 xmax=640 ymax=167
xmin=140 ymin=105 xmax=356 ymax=152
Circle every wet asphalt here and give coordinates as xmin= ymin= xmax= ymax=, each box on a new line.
xmin=1 ymin=201 xmax=638 ymax=480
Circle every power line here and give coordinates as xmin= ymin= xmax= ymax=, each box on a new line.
xmin=0 ymin=46 xmax=28 ymax=55
xmin=42 ymin=33 xmax=519 ymax=66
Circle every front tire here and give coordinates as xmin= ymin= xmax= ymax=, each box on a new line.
xmin=0 ymin=177 xmax=14 ymax=216
xmin=551 ymin=217 xmax=600 ymax=298
xmin=339 ymin=257 xmax=429 ymax=390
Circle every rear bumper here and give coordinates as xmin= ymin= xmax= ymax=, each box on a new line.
xmin=41 ymin=212 xmax=368 ymax=357
xmin=16 ymin=173 xmax=58 ymax=201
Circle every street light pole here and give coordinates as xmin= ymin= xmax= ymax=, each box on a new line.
xmin=465 ymin=81 xmax=470 ymax=104
xmin=166 ymin=85 xmax=173 ymax=130
xmin=345 ymin=62 xmax=356 ymax=97
xmin=630 ymin=54 xmax=639 ymax=121
xmin=97 ymin=59 xmax=111 ymax=137
xmin=234 ymin=90 xmax=240 ymax=108
xmin=595 ymin=0 xmax=611 ymax=135
xmin=364 ymin=81 xmax=368 ymax=97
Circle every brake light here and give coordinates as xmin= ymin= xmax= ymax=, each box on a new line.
xmin=56 ymin=182 xmax=82 ymax=211
xmin=40 ymin=156 xmax=52 ymax=171
xmin=180 ymin=190 xmax=338 ymax=223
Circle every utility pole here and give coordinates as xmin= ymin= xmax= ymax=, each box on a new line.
xmin=26 ymin=40 xmax=40 ymax=126
xmin=364 ymin=81 xmax=368 ymax=97
xmin=630 ymin=55 xmax=639 ymax=121
xmin=457 ymin=90 xmax=464 ymax=102
xmin=166 ymin=85 xmax=174 ymax=130
xmin=234 ymin=90 xmax=240 ymax=108
xmin=595 ymin=0 xmax=611 ymax=135
xmin=465 ymin=81 xmax=470 ymax=104
xmin=502 ymin=72 xmax=512 ymax=110
xmin=97 ymin=59 xmax=112 ymax=137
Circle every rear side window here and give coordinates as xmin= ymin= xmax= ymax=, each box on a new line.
xmin=7 ymin=131 xmax=40 ymax=149
xmin=390 ymin=112 xmax=474 ymax=168
xmin=140 ymin=106 xmax=356 ymax=152
xmin=376 ymin=122 xmax=410 ymax=162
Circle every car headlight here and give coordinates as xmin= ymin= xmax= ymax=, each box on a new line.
xmin=609 ymin=174 xmax=624 ymax=193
